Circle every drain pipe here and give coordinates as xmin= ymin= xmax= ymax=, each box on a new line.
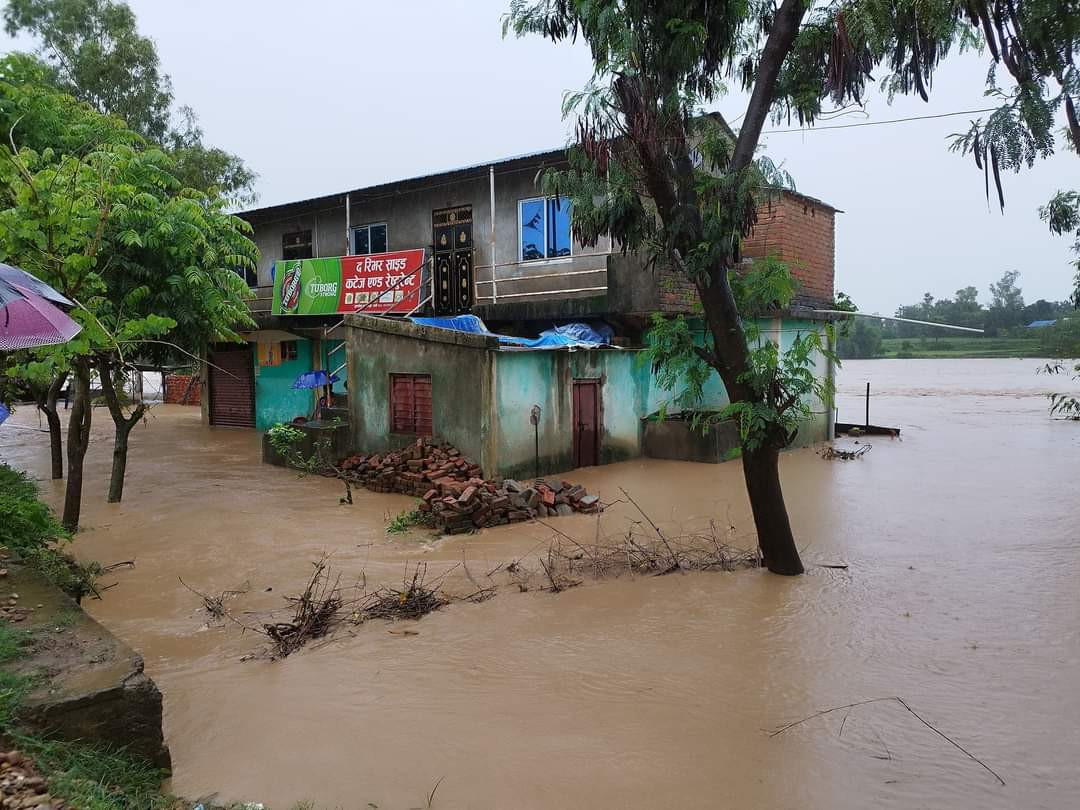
xmin=489 ymin=165 xmax=497 ymax=304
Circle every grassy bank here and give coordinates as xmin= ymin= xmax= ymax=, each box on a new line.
xmin=0 ymin=467 xmax=176 ymax=810
xmin=876 ymin=336 xmax=1045 ymax=359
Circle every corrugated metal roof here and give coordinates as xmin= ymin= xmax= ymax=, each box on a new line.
xmin=240 ymin=146 xmax=567 ymax=220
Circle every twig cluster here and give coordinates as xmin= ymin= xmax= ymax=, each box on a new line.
xmin=178 ymin=576 xmax=249 ymax=621
xmin=820 ymin=444 xmax=872 ymax=460
xmin=187 ymin=491 xmax=761 ymax=659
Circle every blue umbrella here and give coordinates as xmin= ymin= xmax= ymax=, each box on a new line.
xmin=292 ymin=370 xmax=340 ymax=389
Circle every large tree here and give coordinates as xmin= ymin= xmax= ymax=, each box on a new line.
xmin=0 ymin=65 xmax=256 ymax=528
xmin=3 ymin=0 xmax=258 ymax=205
xmin=504 ymin=0 xmax=1080 ymax=574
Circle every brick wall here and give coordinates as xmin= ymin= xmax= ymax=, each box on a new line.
xmin=742 ymin=191 xmax=836 ymax=307
xmin=163 ymin=374 xmax=202 ymax=405
xmin=647 ymin=191 xmax=837 ymax=315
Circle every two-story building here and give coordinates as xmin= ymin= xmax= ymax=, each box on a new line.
xmin=201 ymin=142 xmax=840 ymax=476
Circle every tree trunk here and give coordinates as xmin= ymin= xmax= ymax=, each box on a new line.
xmin=107 ymin=419 xmax=137 ymax=503
xmin=38 ymin=373 xmax=68 ymax=480
xmin=741 ymin=442 xmax=803 ymax=576
xmin=98 ymin=356 xmax=146 ymax=504
xmin=62 ymin=362 xmax=92 ymax=532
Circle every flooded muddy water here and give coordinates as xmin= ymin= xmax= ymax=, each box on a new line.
xmin=1 ymin=358 xmax=1078 ymax=809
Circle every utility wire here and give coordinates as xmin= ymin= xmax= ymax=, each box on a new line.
xmin=762 ymin=107 xmax=998 ymax=134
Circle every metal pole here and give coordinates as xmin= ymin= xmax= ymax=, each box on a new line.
xmin=865 ymin=382 xmax=870 ymax=430
xmin=344 ymin=193 xmax=351 ymax=254
xmin=489 ymin=165 xmax=497 ymax=304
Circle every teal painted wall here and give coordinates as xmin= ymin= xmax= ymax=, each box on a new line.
xmin=254 ymin=339 xmax=315 ymax=431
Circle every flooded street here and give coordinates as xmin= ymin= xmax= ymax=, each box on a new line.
xmin=1 ymin=358 xmax=1078 ymax=809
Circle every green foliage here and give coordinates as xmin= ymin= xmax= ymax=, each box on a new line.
xmin=2 ymin=1 xmax=257 ymax=202
xmin=1040 ymin=317 xmax=1080 ymax=358
xmin=1039 ymin=361 xmax=1080 ymax=419
xmin=0 ymin=623 xmax=31 ymax=664
xmin=268 ymin=422 xmax=306 ymax=459
xmin=1040 ymin=190 xmax=1080 ymax=305
xmin=645 ymin=309 xmax=836 ymax=451
xmin=3 ymin=0 xmax=172 ymax=140
xmin=0 ymin=464 xmax=98 ymax=598
xmin=0 ymin=465 xmax=67 ymax=554
xmin=837 ymin=318 xmax=883 ymax=359
xmin=386 ymin=507 xmax=424 ymax=534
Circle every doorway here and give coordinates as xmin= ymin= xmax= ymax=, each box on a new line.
xmin=432 ymin=205 xmax=473 ymax=315
xmin=208 ymin=345 xmax=255 ymax=428
xmin=572 ymin=379 xmax=601 ymax=468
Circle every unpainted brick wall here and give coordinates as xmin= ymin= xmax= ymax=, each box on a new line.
xmin=653 ymin=191 xmax=836 ymax=313
xmin=163 ymin=374 xmax=202 ymax=405
xmin=742 ymin=193 xmax=836 ymax=307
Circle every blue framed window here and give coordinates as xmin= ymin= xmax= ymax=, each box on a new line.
xmin=518 ymin=197 xmax=572 ymax=261
xmin=352 ymin=223 xmax=388 ymax=255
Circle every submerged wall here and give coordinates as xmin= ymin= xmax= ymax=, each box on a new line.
xmin=342 ymin=315 xmax=831 ymax=477
xmin=344 ymin=316 xmax=496 ymax=470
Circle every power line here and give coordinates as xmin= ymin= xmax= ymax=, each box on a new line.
xmin=762 ymin=107 xmax=998 ymax=134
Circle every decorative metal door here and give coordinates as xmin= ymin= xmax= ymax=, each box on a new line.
xmin=432 ymin=205 xmax=473 ymax=315
xmin=572 ymin=379 xmax=601 ymax=468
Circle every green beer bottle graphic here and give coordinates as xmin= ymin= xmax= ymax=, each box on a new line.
xmin=280 ymin=261 xmax=303 ymax=313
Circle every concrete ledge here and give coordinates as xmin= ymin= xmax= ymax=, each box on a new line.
xmin=642 ymin=417 xmax=741 ymax=464
xmin=4 ymin=564 xmax=171 ymax=770
xmin=343 ymin=314 xmax=498 ymax=350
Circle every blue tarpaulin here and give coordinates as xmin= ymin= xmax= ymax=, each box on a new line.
xmin=409 ymin=315 xmax=612 ymax=349
xmin=0 ymin=403 xmax=9 ymax=426
xmin=292 ymin=370 xmax=340 ymax=389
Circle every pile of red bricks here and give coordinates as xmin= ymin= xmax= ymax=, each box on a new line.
xmin=337 ymin=437 xmax=601 ymax=534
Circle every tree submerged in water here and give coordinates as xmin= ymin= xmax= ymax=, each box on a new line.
xmin=503 ymin=0 xmax=1072 ymax=574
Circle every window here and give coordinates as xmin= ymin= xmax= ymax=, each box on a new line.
xmin=519 ymin=196 xmax=572 ymax=261
xmin=281 ymin=341 xmax=298 ymax=361
xmin=352 ymin=223 xmax=388 ymax=255
xmin=283 ymin=230 xmax=312 ymax=260
xmin=390 ymin=373 xmax=432 ymax=435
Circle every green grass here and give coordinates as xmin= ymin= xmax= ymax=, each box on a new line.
xmin=0 ymin=619 xmax=172 ymax=810
xmin=386 ymin=507 xmax=424 ymax=534
xmin=878 ymin=336 xmax=1045 ymax=359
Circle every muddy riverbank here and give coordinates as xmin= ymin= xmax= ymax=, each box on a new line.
xmin=1 ymin=358 xmax=1077 ymax=809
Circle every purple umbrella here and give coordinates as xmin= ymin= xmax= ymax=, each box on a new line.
xmin=0 ymin=276 xmax=82 ymax=351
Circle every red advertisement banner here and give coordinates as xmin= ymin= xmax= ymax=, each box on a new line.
xmin=338 ymin=249 xmax=426 ymax=314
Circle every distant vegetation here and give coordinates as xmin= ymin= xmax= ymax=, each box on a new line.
xmin=836 ymin=272 xmax=1079 ymax=360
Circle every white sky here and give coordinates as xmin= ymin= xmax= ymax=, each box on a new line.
xmin=3 ymin=0 xmax=1078 ymax=314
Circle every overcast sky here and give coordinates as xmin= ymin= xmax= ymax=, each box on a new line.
xmin=3 ymin=0 xmax=1077 ymax=314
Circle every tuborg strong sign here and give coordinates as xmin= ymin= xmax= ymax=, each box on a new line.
xmin=272 ymin=249 xmax=426 ymax=316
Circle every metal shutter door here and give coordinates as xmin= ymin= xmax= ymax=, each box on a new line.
xmin=208 ymin=348 xmax=255 ymax=428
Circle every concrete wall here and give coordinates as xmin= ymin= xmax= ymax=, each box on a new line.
xmin=254 ymin=338 xmax=314 ymax=431
xmin=343 ymin=315 xmax=830 ymax=478
xmin=492 ymin=349 xmax=655 ymax=479
xmin=245 ymin=159 xmax=611 ymax=307
xmin=345 ymin=316 xmax=497 ymax=471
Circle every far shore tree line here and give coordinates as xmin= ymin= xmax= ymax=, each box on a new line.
xmin=836 ymin=271 xmax=1079 ymax=359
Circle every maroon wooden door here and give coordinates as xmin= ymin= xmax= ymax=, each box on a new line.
xmin=572 ymin=380 xmax=600 ymax=468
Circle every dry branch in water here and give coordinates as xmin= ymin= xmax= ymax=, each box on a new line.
xmin=354 ymin=563 xmax=449 ymax=621
xmin=179 ymin=576 xmax=249 ymax=620
xmin=820 ymin=444 xmax=871 ymax=460
xmin=770 ymin=696 xmax=1005 ymax=786
xmin=226 ymin=491 xmax=761 ymax=659
xmin=263 ymin=557 xmax=344 ymax=657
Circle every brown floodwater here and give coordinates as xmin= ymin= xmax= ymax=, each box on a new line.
xmin=1 ymin=358 xmax=1078 ymax=809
